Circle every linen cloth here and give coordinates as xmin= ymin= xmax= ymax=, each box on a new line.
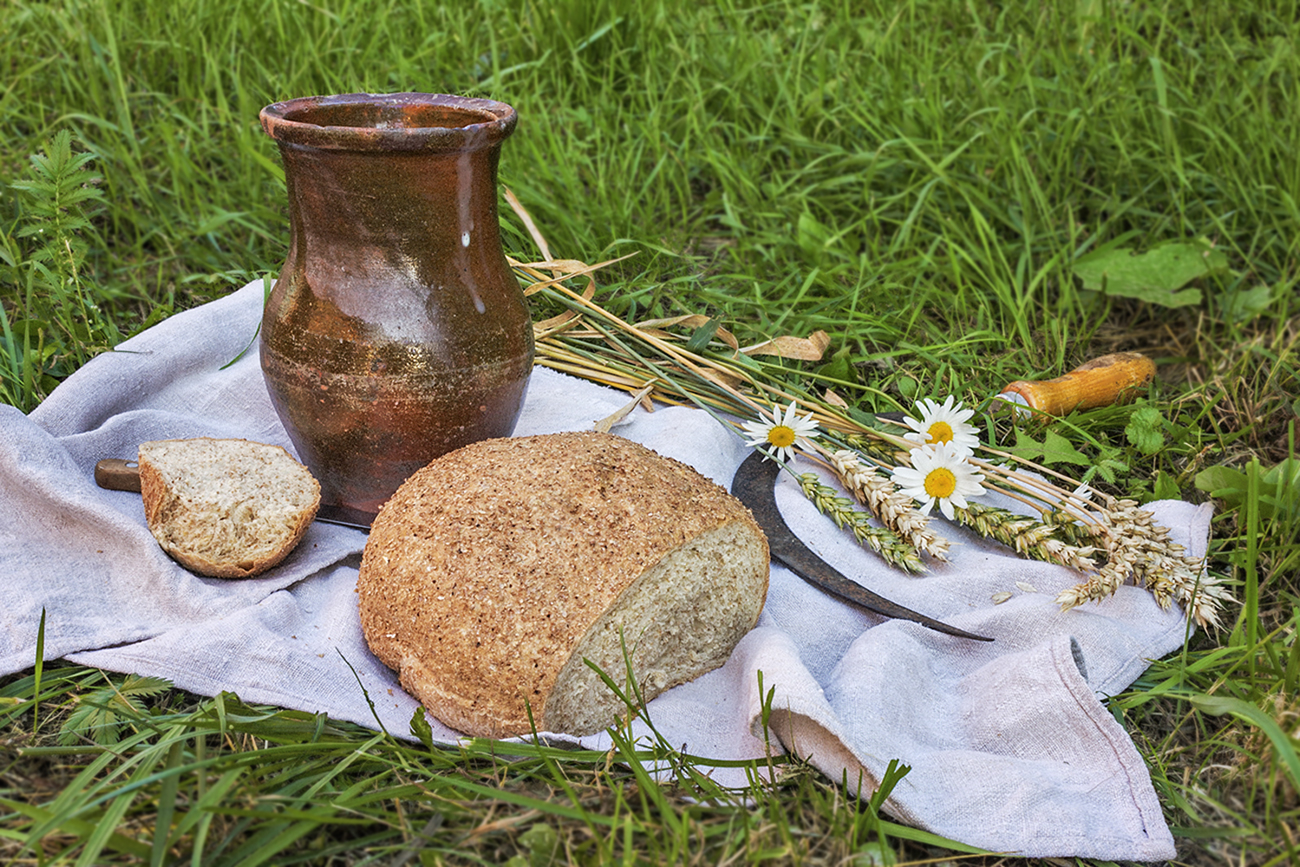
xmin=0 ymin=280 xmax=1203 ymax=860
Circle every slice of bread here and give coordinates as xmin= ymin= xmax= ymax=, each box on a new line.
xmin=357 ymin=431 xmax=770 ymax=738
xmin=138 ymin=438 xmax=320 ymax=579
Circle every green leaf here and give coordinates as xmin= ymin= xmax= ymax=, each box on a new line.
xmin=220 ymin=275 xmax=272 ymax=369
xmin=815 ymin=348 xmax=856 ymax=384
xmin=685 ymin=318 xmax=720 ymax=353
xmin=409 ymin=706 xmax=434 ymax=751
xmin=517 ymin=822 xmax=559 ymax=867
xmin=846 ymin=406 xmax=881 ymax=428
xmin=11 ymin=130 xmax=104 ymax=229
xmin=1082 ymin=455 xmax=1128 ymax=485
xmin=116 ymin=673 xmax=172 ymax=698
xmin=1125 ymin=405 xmax=1166 ymax=455
xmin=1072 ymin=240 xmax=1228 ymax=308
xmin=1195 ymin=460 xmax=1300 ymax=520
xmin=1040 ymin=429 xmax=1090 ymax=466
xmin=796 ymin=211 xmax=832 ymax=256
xmin=57 ymin=674 xmax=172 ymax=745
xmin=1261 ymin=458 xmax=1300 ymax=488
xmin=1003 ymin=428 xmax=1045 ymax=461
xmin=1216 ymin=283 xmax=1277 ymax=323
xmin=1195 ymin=465 xmax=1248 ymax=500
xmin=1153 ymin=470 xmax=1181 ymax=500
xmin=1260 ymin=459 xmax=1300 ymax=519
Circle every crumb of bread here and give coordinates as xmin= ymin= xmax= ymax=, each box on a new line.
xmin=138 ymin=438 xmax=320 ymax=578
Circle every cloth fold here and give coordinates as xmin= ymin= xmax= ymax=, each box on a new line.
xmin=0 ymin=280 xmax=1201 ymax=860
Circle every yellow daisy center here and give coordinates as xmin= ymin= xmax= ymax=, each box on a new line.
xmin=926 ymin=421 xmax=954 ymax=444
xmin=923 ymin=467 xmax=957 ymax=499
xmin=767 ymin=425 xmax=797 ymax=448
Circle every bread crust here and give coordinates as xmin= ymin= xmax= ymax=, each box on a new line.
xmin=138 ymin=437 xmax=320 ymax=579
xmin=357 ymin=431 xmax=769 ymax=737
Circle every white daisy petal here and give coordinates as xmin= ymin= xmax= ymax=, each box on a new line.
xmin=891 ymin=441 xmax=987 ymax=520
xmin=891 ymin=467 xmax=924 ymax=489
xmin=740 ymin=401 xmax=820 ymax=462
xmin=900 ymin=395 xmax=982 ymax=455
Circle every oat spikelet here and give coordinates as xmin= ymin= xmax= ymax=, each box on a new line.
xmin=952 ymin=502 xmax=1099 ymax=573
xmin=828 ymin=449 xmax=950 ymax=560
xmin=797 ymin=473 xmax=926 ymax=574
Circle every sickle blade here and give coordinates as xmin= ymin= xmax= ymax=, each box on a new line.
xmin=731 ymin=449 xmax=992 ymax=642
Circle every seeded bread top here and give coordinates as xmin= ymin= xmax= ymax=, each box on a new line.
xmin=356 ymin=431 xmax=767 ymax=735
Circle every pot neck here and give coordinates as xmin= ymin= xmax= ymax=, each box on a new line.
xmin=279 ymin=142 xmax=506 ymax=259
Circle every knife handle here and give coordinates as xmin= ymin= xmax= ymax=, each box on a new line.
xmin=95 ymin=458 xmax=142 ymax=493
xmin=998 ymin=352 xmax=1155 ymax=416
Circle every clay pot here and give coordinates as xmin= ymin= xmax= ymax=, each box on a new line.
xmin=259 ymin=92 xmax=534 ymax=526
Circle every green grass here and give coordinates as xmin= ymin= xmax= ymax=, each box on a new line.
xmin=3 ymin=0 xmax=1299 ymax=863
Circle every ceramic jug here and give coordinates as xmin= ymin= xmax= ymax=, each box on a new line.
xmin=259 ymin=92 xmax=533 ymax=525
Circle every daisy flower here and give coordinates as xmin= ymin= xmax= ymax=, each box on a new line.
xmin=892 ymin=442 xmax=986 ymax=521
xmin=902 ymin=395 xmax=980 ymax=455
xmin=740 ymin=400 xmax=820 ymax=463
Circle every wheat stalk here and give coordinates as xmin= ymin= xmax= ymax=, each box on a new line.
xmin=500 ymin=192 xmax=1232 ymax=627
xmin=951 ymin=502 xmax=1099 ymax=573
xmin=796 ymin=473 xmax=926 ymax=574
xmin=824 ymin=448 xmax=950 ymax=560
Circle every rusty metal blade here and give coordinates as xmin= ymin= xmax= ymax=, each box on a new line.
xmin=313 ymin=503 xmax=373 ymax=531
xmin=731 ymin=449 xmax=992 ymax=642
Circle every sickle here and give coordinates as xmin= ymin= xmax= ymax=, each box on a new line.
xmin=731 ymin=449 xmax=992 ymax=642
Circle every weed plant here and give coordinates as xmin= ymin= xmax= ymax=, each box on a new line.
xmin=2 ymin=0 xmax=1299 ymax=864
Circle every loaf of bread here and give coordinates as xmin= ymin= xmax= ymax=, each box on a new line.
xmin=138 ymin=437 xmax=320 ymax=579
xmin=357 ymin=431 xmax=769 ymax=738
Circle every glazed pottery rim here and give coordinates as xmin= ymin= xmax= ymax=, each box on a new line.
xmin=260 ymin=92 xmax=517 ymax=151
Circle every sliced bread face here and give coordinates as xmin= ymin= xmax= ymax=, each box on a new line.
xmin=138 ymin=438 xmax=320 ymax=579
xmin=357 ymin=431 xmax=770 ymax=738
xmin=542 ymin=518 xmax=770 ymax=736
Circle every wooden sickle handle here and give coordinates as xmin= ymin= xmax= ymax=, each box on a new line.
xmin=95 ymin=458 xmax=142 ymax=493
xmin=998 ymin=352 xmax=1156 ymax=416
